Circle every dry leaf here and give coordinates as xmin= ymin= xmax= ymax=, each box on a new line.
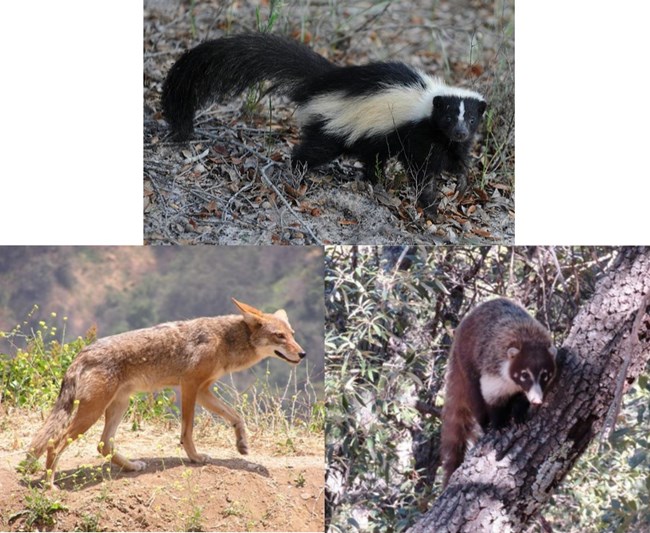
xmin=472 ymin=228 xmax=493 ymax=238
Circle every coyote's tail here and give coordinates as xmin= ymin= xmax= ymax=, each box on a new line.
xmin=27 ymin=368 xmax=79 ymax=460
xmin=161 ymin=33 xmax=336 ymax=141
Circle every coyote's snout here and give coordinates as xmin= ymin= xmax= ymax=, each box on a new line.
xmin=26 ymin=298 xmax=306 ymax=488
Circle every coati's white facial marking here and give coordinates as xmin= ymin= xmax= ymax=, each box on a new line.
xmin=480 ymin=360 xmax=521 ymax=405
xmin=526 ymin=383 xmax=544 ymax=405
xmin=516 ymin=369 xmax=531 ymax=384
xmin=458 ymin=100 xmax=465 ymax=122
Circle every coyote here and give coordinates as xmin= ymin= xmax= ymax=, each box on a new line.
xmin=26 ymin=298 xmax=306 ymax=488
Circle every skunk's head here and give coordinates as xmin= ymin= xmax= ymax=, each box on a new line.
xmin=431 ymin=95 xmax=487 ymax=143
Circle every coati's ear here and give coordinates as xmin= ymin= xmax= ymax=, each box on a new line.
xmin=548 ymin=345 xmax=557 ymax=358
xmin=507 ymin=346 xmax=519 ymax=359
xmin=232 ymin=298 xmax=264 ymax=327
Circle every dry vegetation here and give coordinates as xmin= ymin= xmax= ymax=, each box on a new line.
xmin=144 ymin=0 xmax=514 ymax=244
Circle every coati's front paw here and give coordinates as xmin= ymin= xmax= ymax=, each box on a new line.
xmin=512 ymin=396 xmax=532 ymax=424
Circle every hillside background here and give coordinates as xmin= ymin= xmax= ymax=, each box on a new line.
xmin=0 ymin=246 xmax=324 ymax=395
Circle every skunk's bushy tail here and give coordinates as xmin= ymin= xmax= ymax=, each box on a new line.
xmin=161 ymin=33 xmax=335 ymax=140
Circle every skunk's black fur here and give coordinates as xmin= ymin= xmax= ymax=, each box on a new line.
xmin=162 ymin=33 xmax=486 ymax=214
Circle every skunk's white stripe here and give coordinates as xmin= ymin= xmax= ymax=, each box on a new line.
xmin=296 ymin=73 xmax=484 ymax=145
xmin=458 ymin=101 xmax=465 ymax=122
xmin=297 ymin=86 xmax=433 ymax=144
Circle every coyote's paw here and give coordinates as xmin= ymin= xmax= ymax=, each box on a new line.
xmin=128 ymin=460 xmax=147 ymax=471
xmin=237 ymin=441 xmax=249 ymax=455
xmin=189 ymin=453 xmax=211 ymax=464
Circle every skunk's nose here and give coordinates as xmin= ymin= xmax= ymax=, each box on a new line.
xmin=299 ymin=351 xmax=307 ymax=359
xmin=452 ymin=128 xmax=469 ymax=142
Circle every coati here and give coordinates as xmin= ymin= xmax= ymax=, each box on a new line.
xmin=161 ymin=33 xmax=486 ymax=215
xmin=440 ymin=298 xmax=557 ymax=486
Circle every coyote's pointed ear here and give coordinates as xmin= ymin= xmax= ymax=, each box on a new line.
xmin=273 ymin=309 xmax=294 ymax=331
xmin=274 ymin=309 xmax=289 ymax=323
xmin=232 ymin=298 xmax=264 ymax=316
xmin=232 ymin=298 xmax=265 ymax=328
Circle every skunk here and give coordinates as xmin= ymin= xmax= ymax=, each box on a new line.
xmin=162 ymin=33 xmax=486 ymax=214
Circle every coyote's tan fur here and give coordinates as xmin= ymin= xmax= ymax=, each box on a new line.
xmin=27 ymin=298 xmax=306 ymax=488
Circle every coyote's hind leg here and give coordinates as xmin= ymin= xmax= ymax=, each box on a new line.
xmin=99 ymin=393 xmax=146 ymax=471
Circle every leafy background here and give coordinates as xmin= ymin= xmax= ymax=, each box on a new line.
xmin=0 ymin=246 xmax=324 ymax=397
xmin=325 ymin=246 xmax=649 ymax=533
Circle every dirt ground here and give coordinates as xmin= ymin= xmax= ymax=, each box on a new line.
xmin=0 ymin=409 xmax=324 ymax=532
xmin=144 ymin=0 xmax=514 ymax=245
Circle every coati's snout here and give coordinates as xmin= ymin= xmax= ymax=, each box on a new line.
xmin=525 ymin=385 xmax=544 ymax=405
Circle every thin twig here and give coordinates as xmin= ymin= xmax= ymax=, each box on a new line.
xmin=259 ymin=162 xmax=323 ymax=245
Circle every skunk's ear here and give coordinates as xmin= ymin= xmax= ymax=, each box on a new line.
xmin=432 ymin=96 xmax=443 ymax=108
xmin=478 ymin=100 xmax=487 ymax=116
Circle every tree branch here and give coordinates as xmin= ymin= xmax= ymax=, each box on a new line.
xmin=407 ymin=247 xmax=650 ymax=532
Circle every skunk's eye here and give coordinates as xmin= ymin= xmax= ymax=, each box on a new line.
xmin=445 ymin=116 xmax=453 ymax=123
xmin=469 ymin=118 xmax=475 ymax=125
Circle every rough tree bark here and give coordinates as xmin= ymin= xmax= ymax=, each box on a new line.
xmin=407 ymin=247 xmax=650 ymax=533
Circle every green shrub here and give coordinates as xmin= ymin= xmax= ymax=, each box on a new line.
xmin=0 ymin=313 xmax=92 ymax=408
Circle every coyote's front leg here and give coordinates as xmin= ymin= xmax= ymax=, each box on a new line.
xmin=197 ymin=384 xmax=249 ymax=455
xmin=180 ymin=384 xmax=211 ymax=463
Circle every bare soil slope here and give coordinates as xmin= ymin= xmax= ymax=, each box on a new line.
xmin=0 ymin=409 xmax=324 ymax=532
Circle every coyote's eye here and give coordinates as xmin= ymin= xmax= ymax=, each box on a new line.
xmin=275 ymin=332 xmax=286 ymax=340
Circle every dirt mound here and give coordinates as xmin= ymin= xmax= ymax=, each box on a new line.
xmin=0 ymin=409 xmax=324 ymax=532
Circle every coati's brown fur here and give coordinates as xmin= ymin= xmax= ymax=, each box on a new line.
xmin=440 ymin=298 xmax=556 ymax=486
